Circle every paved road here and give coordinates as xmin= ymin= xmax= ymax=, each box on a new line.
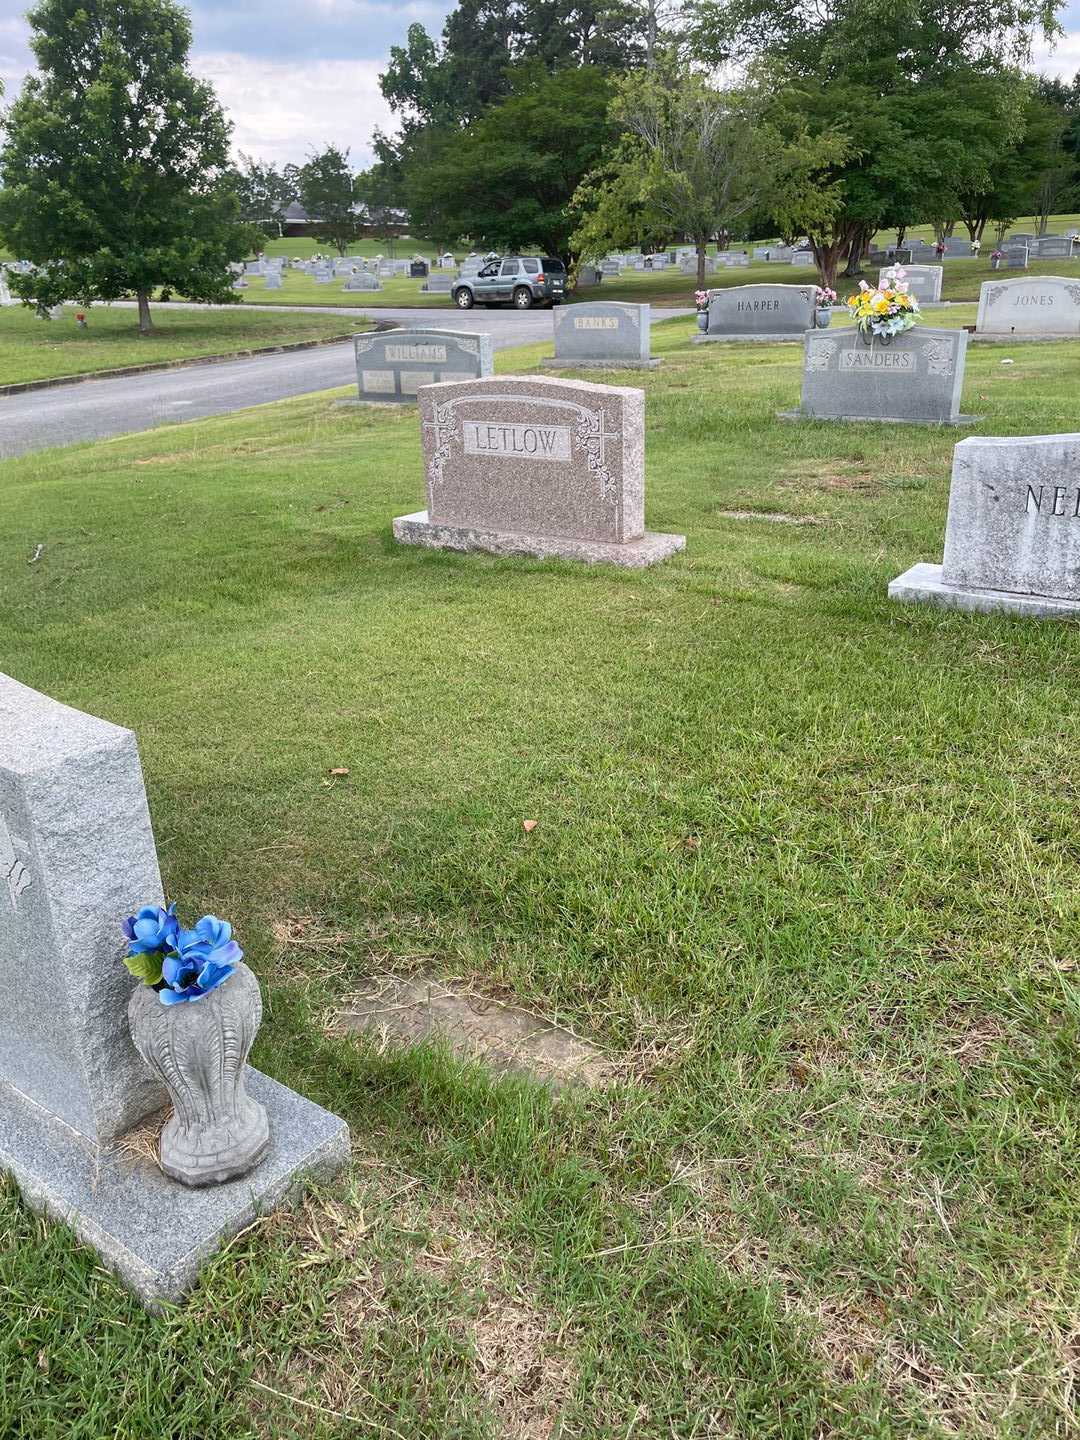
xmin=0 ymin=306 xmax=557 ymax=460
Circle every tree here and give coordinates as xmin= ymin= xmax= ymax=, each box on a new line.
xmin=572 ymin=66 xmax=777 ymax=285
xmin=227 ymin=154 xmax=296 ymax=239
xmin=297 ymin=146 xmax=359 ymax=256
xmin=0 ymin=0 xmax=255 ymax=334
xmin=403 ymin=65 xmax=614 ymax=256
xmin=356 ymin=136 xmax=407 ymax=249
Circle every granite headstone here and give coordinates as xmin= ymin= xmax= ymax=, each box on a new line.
xmin=976 ymin=276 xmax=1080 ymax=336
xmin=542 ymin=301 xmax=658 ymax=369
xmin=352 ymin=327 xmax=493 ymax=403
xmin=784 ymin=326 xmax=976 ymax=425
xmin=696 ymin=283 xmax=816 ymax=341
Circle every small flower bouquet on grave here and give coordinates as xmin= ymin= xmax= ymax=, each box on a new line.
xmin=694 ymin=289 xmax=710 ymax=311
xmin=816 ymin=286 xmax=838 ymax=307
xmin=846 ymin=265 xmax=920 ymax=342
xmin=123 ymin=903 xmax=242 ymax=1005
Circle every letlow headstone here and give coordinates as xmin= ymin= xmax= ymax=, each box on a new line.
xmin=976 ymin=276 xmax=1080 ymax=338
xmin=351 ymin=327 xmax=493 ymax=403
xmin=890 ymin=434 xmax=1080 ymax=618
xmin=542 ymin=301 xmax=658 ymax=370
xmin=393 ymin=375 xmax=685 ymax=568
xmin=0 ymin=673 xmax=349 ymax=1309
xmin=696 ymin=283 xmax=815 ymax=342
xmin=782 ymin=326 xmax=977 ymax=426
xmin=878 ymin=265 xmax=943 ymax=305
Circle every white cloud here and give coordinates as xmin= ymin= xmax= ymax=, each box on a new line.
xmin=1032 ymin=31 xmax=1080 ymax=77
xmin=192 ymin=53 xmax=396 ymax=168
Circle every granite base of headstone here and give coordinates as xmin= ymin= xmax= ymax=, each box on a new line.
xmin=0 ymin=673 xmax=349 ymax=1310
xmin=974 ymin=276 xmax=1080 ymax=341
xmin=540 ymin=301 xmax=660 ymax=370
xmin=342 ymin=327 xmax=494 ymax=405
xmin=694 ymin=284 xmax=816 ymax=342
xmin=890 ymin=433 xmax=1080 ymax=618
xmin=393 ymin=375 xmax=685 ymax=568
xmin=780 ymin=325 xmax=979 ymax=426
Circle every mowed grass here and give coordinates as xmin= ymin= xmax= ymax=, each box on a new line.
xmin=0 ymin=304 xmax=368 ymax=385
xmin=2 ymin=320 xmax=1080 ymax=1439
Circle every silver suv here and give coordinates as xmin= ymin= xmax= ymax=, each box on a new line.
xmin=453 ymin=256 xmax=566 ymax=310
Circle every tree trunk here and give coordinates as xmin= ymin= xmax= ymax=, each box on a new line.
xmin=697 ymin=239 xmax=708 ymax=289
xmin=842 ymin=224 xmax=871 ymax=278
xmin=811 ymin=237 xmax=847 ymax=291
xmin=895 ymin=225 xmax=907 ymax=250
xmin=137 ymin=290 xmax=153 ymax=336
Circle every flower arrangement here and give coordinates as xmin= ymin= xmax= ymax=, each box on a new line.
xmin=990 ymin=250 xmax=1004 ymax=261
xmin=815 ymin=286 xmax=838 ymax=307
xmin=846 ymin=265 xmax=920 ymax=341
xmin=123 ymin=904 xmax=242 ymax=1005
xmin=694 ymin=289 xmax=710 ymax=311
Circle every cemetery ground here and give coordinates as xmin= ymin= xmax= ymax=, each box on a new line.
xmin=0 ymin=306 xmax=368 ymax=387
xmin=2 ymin=320 xmax=1079 ymax=1440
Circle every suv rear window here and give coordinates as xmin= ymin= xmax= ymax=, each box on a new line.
xmin=542 ymin=257 xmax=566 ymax=274
xmin=522 ymin=259 xmax=540 ymax=274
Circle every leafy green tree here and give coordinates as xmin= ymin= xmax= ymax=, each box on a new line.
xmin=404 ymin=65 xmax=614 ymax=256
xmin=0 ymin=0 xmax=254 ymax=334
xmin=227 ymin=154 xmax=296 ymax=239
xmin=297 ymin=146 xmax=359 ymax=256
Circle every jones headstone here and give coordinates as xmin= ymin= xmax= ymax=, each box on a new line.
xmin=352 ymin=327 xmax=493 ymax=402
xmin=785 ymin=326 xmax=975 ymax=425
xmin=697 ymin=283 xmax=815 ymax=341
xmin=542 ymin=301 xmax=658 ymax=369
xmin=394 ymin=375 xmax=685 ymax=567
xmin=0 ymin=673 xmax=349 ymax=1308
xmin=890 ymin=433 xmax=1080 ymax=617
xmin=976 ymin=276 xmax=1080 ymax=336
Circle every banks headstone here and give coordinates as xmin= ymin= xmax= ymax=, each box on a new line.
xmin=393 ymin=375 xmax=685 ymax=567
xmin=783 ymin=326 xmax=976 ymax=425
xmin=542 ymin=301 xmax=658 ymax=370
xmin=696 ymin=283 xmax=816 ymax=342
xmin=890 ymin=433 xmax=1080 ymax=617
xmin=0 ymin=673 xmax=349 ymax=1309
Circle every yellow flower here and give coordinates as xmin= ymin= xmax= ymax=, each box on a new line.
xmin=874 ymin=298 xmax=889 ymax=314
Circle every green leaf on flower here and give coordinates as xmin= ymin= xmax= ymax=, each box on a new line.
xmin=124 ymin=950 xmax=164 ymax=986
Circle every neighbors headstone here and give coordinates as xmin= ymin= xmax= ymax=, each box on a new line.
xmin=344 ymin=272 xmax=381 ymax=292
xmin=410 ymin=261 xmax=428 ymax=278
xmin=1032 ymin=235 xmax=1072 ymax=259
xmin=767 ymin=247 xmax=794 ymax=264
xmin=782 ymin=327 xmax=976 ymax=425
xmin=351 ymin=327 xmax=493 ymax=403
xmin=423 ymin=275 xmax=454 ymax=294
xmin=976 ymin=275 xmax=1080 ymax=337
xmin=542 ymin=301 xmax=659 ymax=370
xmin=393 ymin=375 xmax=685 ymax=567
xmin=263 ymin=272 xmax=282 ymax=290
xmin=0 ymin=673 xmax=349 ymax=1309
xmin=1005 ymin=246 xmax=1029 ymax=269
xmin=696 ymin=283 xmax=816 ymax=341
xmin=943 ymin=237 xmax=970 ymax=257
xmin=791 ymin=250 xmax=816 ymax=267
xmin=877 ymin=264 xmax=943 ymax=305
xmin=890 ymin=433 xmax=1080 ymax=617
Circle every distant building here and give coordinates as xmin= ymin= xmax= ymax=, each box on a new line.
xmin=281 ymin=201 xmax=410 ymax=239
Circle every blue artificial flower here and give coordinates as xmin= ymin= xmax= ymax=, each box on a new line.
xmin=122 ymin=903 xmax=179 ymax=956
xmin=158 ymin=914 xmax=242 ymax=1005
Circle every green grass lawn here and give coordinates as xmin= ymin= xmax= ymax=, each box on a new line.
xmin=2 ymin=320 xmax=1079 ymax=1439
xmin=0 ymin=305 xmax=369 ymax=386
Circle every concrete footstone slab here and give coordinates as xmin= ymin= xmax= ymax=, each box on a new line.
xmin=393 ymin=510 xmax=686 ymax=568
xmin=0 ymin=1069 xmax=350 ymax=1310
xmin=888 ymin=562 xmax=1080 ymax=619
xmin=778 ymin=409 xmax=983 ymax=428
xmin=538 ymin=358 xmax=662 ymax=370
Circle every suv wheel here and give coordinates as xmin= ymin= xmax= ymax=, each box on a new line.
xmin=512 ymin=287 xmax=534 ymax=310
xmin=454 ymin=288 xmax=474 ymax=310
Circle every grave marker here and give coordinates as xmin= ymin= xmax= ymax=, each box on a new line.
xmin=541 ymin=301 xmax=659 ymax=370
xmin=351 ymin=328 xmax=493 ymax=403
xmin=696 ymin=283 xmax=815 ymax=341
xmin=393 ymin=375 xmax=685 ymax=567
xmin=975 ymin=276 xmax=1080 ymax=337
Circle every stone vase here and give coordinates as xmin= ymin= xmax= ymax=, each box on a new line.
xmin=696 ymin=311 xmax=709 ymax=332
xmin=128 ymin=962 xmax=270 ymax=1187
xmin=815 ymin=307 xmax=832 ymax=328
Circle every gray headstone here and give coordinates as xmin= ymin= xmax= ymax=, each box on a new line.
xmin=976 ymin=276 xmax=1080 ymax=335
xmin=767 ymin=247 xmax=794 ymax=264
xmin=394 ymin=376 xmax=684 ymax=567
xmin=698 ymin=283 xmax=815 ymax=341
xmin=877 ymin=265 xmax=943 ymax=304
xmin=0 ymin=674 xmax=350 ymax=1308
xmin=423 ymin=275 xmax=454 ymax=293
xmin=1032 ymin=236 xmax=1072 ymax=259
xmin=790 ymin=250 xmax=816 ymax=266
xmin=263 ymin=272 xmax=282 ymax=290
xmin=943 ymin=237 xmax=970 ymax=256
xmin=543 ymin=301 xmax=657 ymax=369
xmin=1005 ymin=248 xmax=1029 ymax=269
xmin=890 ymin=433 xmax=1080 ymax=617
xmin=790 ymin=326 xmax=974 ymax=425
xmin=344 ymin=273 xmax=380 ymax=292
xmin=352 ymin=327 xmax=493 ymax=403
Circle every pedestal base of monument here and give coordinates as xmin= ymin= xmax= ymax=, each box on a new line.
xmin=538 ymin=357 xmax=662 ymax=370
xmin=393 ymin=511 xmax=685 ymax=568
xmin=777 ymin=409 xmax=982 ymax=428
xmin=971 ymin=332 xmax=1080 ymax=343
xmin=0 ymin=1069 xmax=349 ymax=1311
xmin=888 ymin=562 xmax=1080 ymax=619
xmin=693 ymin=332 xmax=805 ymax=344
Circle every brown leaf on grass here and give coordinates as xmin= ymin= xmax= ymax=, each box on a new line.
xmin=522 ymin=819 xmax=538 ymax=833
xmin=328 ymin=767 xmax=350 ymax=777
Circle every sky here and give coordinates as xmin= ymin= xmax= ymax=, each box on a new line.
xmin=0 ymin=0 xmax=1079 ymax=171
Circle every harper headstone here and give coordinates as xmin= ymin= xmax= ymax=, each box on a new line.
xmin=696 ymin=283 xmax=816 ymax=342
xmin=542 ymin=301 xmax=658 ymax=370
xmin=890 ymin=433 xmax=1080 ymax=617
xmin=393 ymin=375 xmax=685 ymax=567
xmin=351 ymin=327 xmax=493 ymax=403
xmin=0 ymin=673 xmax=349 ymax=1309
xmin=976 ymin=276 xmax=1080 ymax=337
xmin=783 ymin=326 xmax=976 ymax=425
